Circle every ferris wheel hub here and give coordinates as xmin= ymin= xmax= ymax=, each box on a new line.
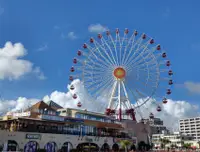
xmin=113 ymin=67 xmax=126 ymax=79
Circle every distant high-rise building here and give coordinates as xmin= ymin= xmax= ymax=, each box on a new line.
xmin=179 ymin=117 xmax=200 ymax=140
xmin=140 ymin=117 xmax=169 ymax=135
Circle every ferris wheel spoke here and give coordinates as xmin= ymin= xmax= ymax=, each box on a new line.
xmin=85 ymin=76 xmax=114 ymax=94
xmin=86 ymin=56 xmax=111 ymax=69
xmin=93 ymin=40 xmax=116 ymax=65
xmin=87 ymin=46 xmax=114 ymax=67
xmin=125 ymin=84 xmax=142 ymax=109
xmin=84 ymin=73 xmax=112 ymax=86
xmin=91 ymin=78 xmax=114 ymax=97
xmin=122 ymin=32 xmax=136 ymax=65
xmin=101 ymin=37 xmax=118 ymax=65
xmin=123 ymin=36 xmax=143 ymax=66
xmin=108 ymin=34 xmax=119 ymax=66
xmin=131 ymin=58 xmax=158 ymax=71
xmin=129 ymin=50 xmax=155 ymax=68
xmin=125 ymin=40 xmax=150 ymax=68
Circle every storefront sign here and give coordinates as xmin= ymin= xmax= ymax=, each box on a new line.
xmin=64 ymin=118 xmax=84 ymax=123
xmin=26 ymin=134 xmax=41 ymax=139
xmin=13 ymin=111 xmax=31 ymax=117
xmin=113 ymin=138 xmax=136 ymax=144
xmin=39 ymin=115 xmax=64 ymax=121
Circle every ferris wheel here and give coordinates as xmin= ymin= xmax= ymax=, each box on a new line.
xmin=69 ymin=28 xmax=173 ymax=121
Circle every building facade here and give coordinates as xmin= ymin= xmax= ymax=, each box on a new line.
xmin=0 ymin=100 xmax=150 ymax=152
xmin=141 ymin=117 xmax=169 ymax=135
xmin=179 ymin=117 xmax=200 ymax=140
xmin=152 ymin=132 xmax=194 ymax=148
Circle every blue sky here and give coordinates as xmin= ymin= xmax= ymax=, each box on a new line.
xmin=0 ymin=0 xmax=200 ymax=106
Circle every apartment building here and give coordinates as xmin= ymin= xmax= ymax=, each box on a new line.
xmin=141 ymin=117 xmax=169 ymax=135
xmin=152 ymin=132 xmax=194 ymax=148
xmin=179 ymin=117 xmax=200 ymax=140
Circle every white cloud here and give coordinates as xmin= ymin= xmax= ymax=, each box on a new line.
xmin=0 ymin=5 xmax=4 ymax=15
xmin=54 ymin=25 xmax=60 ymax=30
xmin=0 ymin=79 xmax=106 ymax=115
xmin=0 ymin=97 xmax=38 ymax=115
xmin=163 ymin=7 xmax=170 ymax=18
xmin=61 ymin=32 xmax=78 ymax=40
xmin=184 ymin=81 xmax=200 ymax=94
xmin=0 ymin=41 xmax=45 ymax=80
xmin=0 ymin=79 xmax=199 ymax=131
xmin=37 ymin=44 xmax=48 ymax=52
xmin=88 ymin=24 xmax=108 ymax=33
xmin=67 ymin=32 xmax=77 ymax=40
xmin=136 ymin=98 xmax=199 ymax=131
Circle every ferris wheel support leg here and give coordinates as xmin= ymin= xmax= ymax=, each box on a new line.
xmin=118 ymin=80 xmax=122 ymax=121
xmin=131 ymin=111 xmax=136 ymax=121
xmin=108 ymin=81 xmax=118 ymax=108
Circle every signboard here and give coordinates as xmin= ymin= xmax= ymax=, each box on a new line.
xmin=113 ymin=138 xmax=137 ymax=144
xmin=26 ymin=134 xmax=41 ymax=140
xmin=39 ymin=115 xmax=64 ymax=121
xmin=13 ymin=111 xmax=31 ymax=117
xmin=64 ymin=118 xmax=84 ymax=123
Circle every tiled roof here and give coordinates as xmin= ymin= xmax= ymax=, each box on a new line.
xmin=46 ymin=100 xmax=63 ymax=110
xmin=28 ymin=101 xmax=55 ymax=111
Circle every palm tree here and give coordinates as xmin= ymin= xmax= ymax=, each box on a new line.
xmin=197 ymin=141 xmax=200 ymax=149
xmin=119 ymin=140 xmax=132 ymax=152
xmin=159 ymin=138 xmax=171 ymax=150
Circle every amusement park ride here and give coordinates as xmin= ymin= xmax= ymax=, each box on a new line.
xmin=69 ymin=28 xmax=173 ymax=122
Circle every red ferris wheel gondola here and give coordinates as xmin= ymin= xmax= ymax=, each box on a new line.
xmin=142 ymin=34 xmax=146 ymax=39
xmin=70 ymin=85 xmax=75 ymax=90
xmin=134 ymin=30 xmax=138 ymax=36
xmin=149 ymin=113 xmax=154 ymax=119
xmin=90 ymin=38 xmax=94 ymax=43
xmin=124 ymin=28 xmax=129 ymax=34
xmin=98 ymin=34 xmax=102 ymax=39
xmin=116 ymin=28 xmax=119 ymax=34
xmin=157 ymin=106 xmax=162 ymax=112
xmin=167 ymin=89 xmax=171 ymax=95
xmin=150 ymin=39 xmax=154 ymax=44
xmin=166 ymin=61 xmax=171 ymax=66
xmin=77 ymin=102 xmax=82 ymax=107
xmin=106 ymin=31 xmax=110 ymax=36
xmin=69 ymin=76 xmax=73 ymax=81
xmin=83 ymin=43 xmax=87 ymax=49
xmin=168 ymin=70 xmax=173 ymax=76
xmin=162 ymin=53 xmax=167 ymax=58
xmin=70 ymin=67 xmax=75 ymax=72
xmin=162 ymin=98 xmax=168 ymax=104
xmin=73 ymin=94 xmax=77 ymax=99
xmin=73 ymin=58 xmax=77 ymax=64
xmin=169 ymin=80 xmax=173 ymax=85
xmin=77 ymin=50 xmax=82 ymax=56
xmin=157 ymin=45 xmax=161 ymax=50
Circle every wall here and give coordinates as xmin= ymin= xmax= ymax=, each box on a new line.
xmin=0 ymin=130 xmax=121 ymax=151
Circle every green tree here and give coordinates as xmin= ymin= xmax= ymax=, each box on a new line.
xmin=119 ymin=140 xmax=132 ymax=152
xmin=197 ymin=141 xmax=200 ymax=149
xmin=138 ymin=141 xmax=146 ymax=151
xmin=183 ymin=143 xmax=192 ymax=149
xmin=159 ymin=138 xmax=171 ymax=150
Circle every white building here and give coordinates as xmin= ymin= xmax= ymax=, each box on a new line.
xmin=141 ymin=117 xmax=169 ymax=135
xmin=179 ymin=117 xmax=200 ymax=140
xmin=152 ymin=132 xmax=194 ymax=148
